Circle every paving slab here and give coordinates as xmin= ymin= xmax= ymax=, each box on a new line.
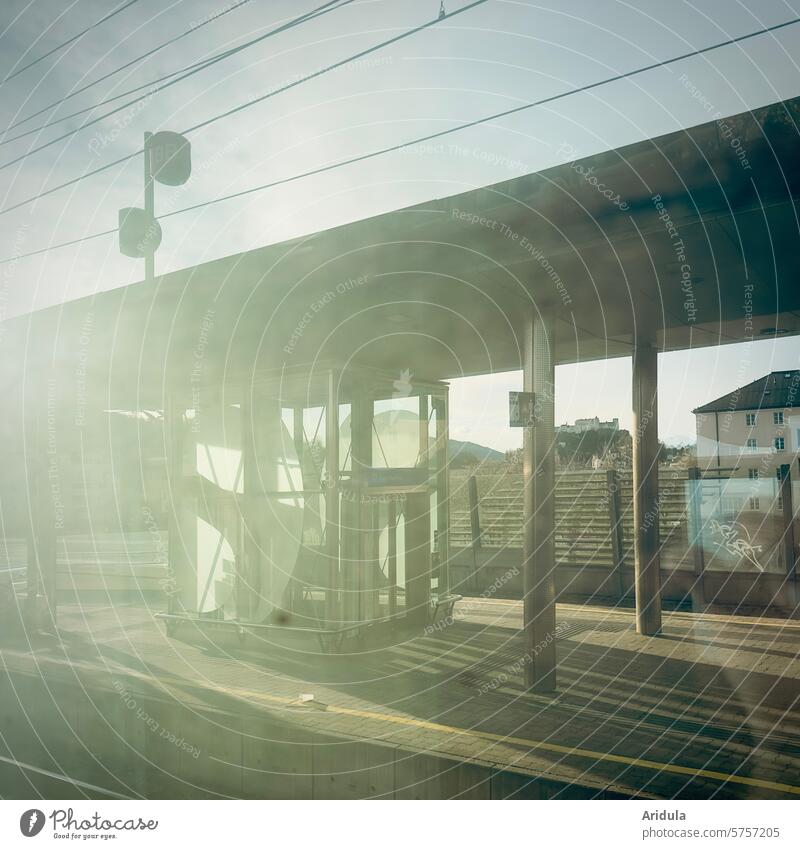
xmin=1 ymin=598 xmax=799 ymax=799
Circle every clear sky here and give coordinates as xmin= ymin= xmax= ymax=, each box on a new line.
xmin=450 ymin=335 xmax=800 ymax=452
xmin=1 ymin=0 xmax=799 ymax=444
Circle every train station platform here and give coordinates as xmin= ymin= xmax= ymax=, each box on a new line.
xmin=1 ymin=598 xmax=799 ymax=799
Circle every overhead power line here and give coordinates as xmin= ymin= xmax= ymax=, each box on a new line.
xmin=184 ymin=0 xmax=490 ymax=138
xmin=0 ymin=0 xmax=357 ymax=170
xmin=0 ymin=1 xmax=354 ymax=211
xmin=1 ymin=0 xmax=141 ymax=85
xmin=132 ymin=12 xmax=800 ymax=219
xmin=1 ymin=0 xmax=329 ymax=141
xmin=1 ymin=62 xmax=198 ymax=147
xmin=0 ymin=227 xmax=119 ymax=265
xmin=1 ymin=13 xmax=797 ymax=263
xmin=0 ymin=0 xmax=488 ymax=211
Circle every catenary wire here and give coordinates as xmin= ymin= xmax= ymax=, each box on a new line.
xmin=1 ymin=0 xmax=142 ymax=85
xmin=0 ymin=0 xmax=490 ymax=212
xmin=1 ymin=13 xmax=797 ymax=259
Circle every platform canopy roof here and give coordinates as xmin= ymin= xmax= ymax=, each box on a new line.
xmin=3 ymin=95 xmax=800 ymax=410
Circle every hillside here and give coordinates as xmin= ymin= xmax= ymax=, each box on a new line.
xmin=449 ymin=439 xmax=505 ymax=468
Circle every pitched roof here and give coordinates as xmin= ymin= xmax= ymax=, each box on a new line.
xmin=693 ymin=371 xmax=800 ymax=413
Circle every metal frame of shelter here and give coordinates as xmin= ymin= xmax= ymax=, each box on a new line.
xmin=4 ymin=95 xmax=800 ymax=689
xmin=157 ymin=363 xmax=457 ymax=647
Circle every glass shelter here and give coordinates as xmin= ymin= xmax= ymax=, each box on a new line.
xmin=162 ymin=364 xmax=453 ymax=641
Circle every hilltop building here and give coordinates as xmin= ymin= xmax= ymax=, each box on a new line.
xmin=557 ymin=416 xmax=619 ymax=434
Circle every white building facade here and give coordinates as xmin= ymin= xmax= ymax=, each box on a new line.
xmin=694 ymin=370 xmax=800 ymax=476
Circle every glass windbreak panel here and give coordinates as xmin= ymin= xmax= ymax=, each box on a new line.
xmin=339 ymin=402 xmax=352 ymax=473
xmin=173 ymin=392 xmax=244 ymax=618
xmin=428 ymin=397 xmax=439 ymax=471
xmin=338 ymin=489 xmax=418 ymax=624
xmin=183 ymin=391 xmax=243 ymax=494
xmin=250 ymin=393 xmax=325 ymax=494
xmin=787 ymin=412 xmax=800 ymax=454
xmin=794 ymin=477 xmax=800 ymax=539
xmin=250 ymin=491 xmax=327 ymax=627
xmin=373 ymin=494 xmax=406 ymax=617
xmin=697 ymin=475 xmax=786 ymax=573
xmin=395 ymin=504 xmax=407 ymax=602
xmin=173 ymin=486 xmax=241 ymax=617
xmin=245 ymin=392 xmax=330 ymax=625
xmin=192 ymin=514 xmax=237 ymax=613
xmin=278 ymin=407 xmax=300 ymax=491
xmin=658 ymin=471 xmax=691 ymax=572
xmin=301 ymin=406 xmax=327 ymax=487
xmin=372 ymin=395 xmax=424 ymax=469
xmin=430 ymin=490 xmax=439 ymax=551
xmin=427 ymin=398 xmax=440 ymax=544
xmin=105 ymin=410 xmax=163 ymax=532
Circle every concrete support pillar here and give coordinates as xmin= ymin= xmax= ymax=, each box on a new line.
xmin=687 ymin=466 xmax=706 ymax=612
xmin=239 ymin=393 xmax=263 ymax=623
xmin=405 ymin=491 xmax=432 ymax=625
xmin=778 ymin=464 xmax=798 ymax=616
xmin=166 ymin=392 xmax=184 ymax=618
xmin=325 ymin=371 xmax=340 ymax=625
xmin=25 ymin=393 xmax=57 ymax=632
xmin=632 ymin=342 xmax=662 ymax=635
xmin=387 ymin=498 xmax=397 ymax=617
xmin=522 ymin=309 xmax=557 ymax=692
xmin=433 ymin=395 xmax=450 ymax=599
xmin=345 ymin=393 xmax=372 ymax=624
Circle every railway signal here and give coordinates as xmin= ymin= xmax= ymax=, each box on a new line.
xmin=119 ymin=130 xmax=191 ymax=282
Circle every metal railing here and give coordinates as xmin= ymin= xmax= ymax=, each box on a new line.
xmin=450 ymin=468 xmax=691 ymax=573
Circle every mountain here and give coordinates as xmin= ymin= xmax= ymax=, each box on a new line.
xmin=449 ymin=439 xmax=505 ymax=468
xmin=662 ymin=434 xmax=696 ymax=448
xmin=369 ymin=410 xmax=504 ymax=468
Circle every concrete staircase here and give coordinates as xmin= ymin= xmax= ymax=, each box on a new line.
xmin=450 ymin=469 xmax=692 ymax=570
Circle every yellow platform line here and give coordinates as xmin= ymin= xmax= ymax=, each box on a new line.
xmin=219 ymin=684 xmax=800 ymax=797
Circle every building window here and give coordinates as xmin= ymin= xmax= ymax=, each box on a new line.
xmin=774 ymin=411 xmax=784 ymax=425
xmin=746 ymin=438 xmax=757 ymax=451
xmin=776 ymin=468 xmax=784 ymax=511
xmin=746 ymin=413 xmax=756 ymax=426
xmin=775 ymin=437 xmax=785 ymax=451
xmin=748 ymin=469 xmax=760 ymax=509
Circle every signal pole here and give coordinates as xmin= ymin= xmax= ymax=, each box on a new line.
xmin=144 ymin=131 xmax=154 ymax=284
xmin=119 ymin=130 xmax=190 ymax=273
